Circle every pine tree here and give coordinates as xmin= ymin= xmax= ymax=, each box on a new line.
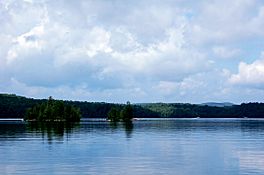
xmin=120 ymin=101 xmax=133 ymax=122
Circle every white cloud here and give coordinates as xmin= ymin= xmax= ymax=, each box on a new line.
xmin=109 ymin=26 xmax=211 ymax=83
xmin=23 ymin=0 xmax=33 ymax=4
xmin=3 ymin=9 xmax=210 ymax=88
xmin=150 ymin=69 xmax=235 ymax=103
xmin=6 ymin=25 xmax=45 ymax=64
xmin=84 ymin=27 xmax=112 ymax=57
xmin=154 ymin=77 xmax=206 ymax=97
xmin=1 ymin=0 xmax=264 ymax=103
xmin=213 ymin=46 xmax=241 ymax=59
xmin=249 ymin=6 xmax=264 ymax=36
xmin=229 ymin=52 xmax=264 ymax=88
xmin=188 ymin=0 xmax=264 ymax=45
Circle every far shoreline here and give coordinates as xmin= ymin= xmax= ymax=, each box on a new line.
xmin=2 ymin=117 xmax=264 ymax=123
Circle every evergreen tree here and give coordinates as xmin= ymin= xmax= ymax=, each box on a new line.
xmin=24 ymin=97 xmax=81 ymax=122
xmin=107 ymin=107 xmax=121 ymax=122
xmin=120 ymin=101 xmax=133 ymax=122
xmin=107 ymin=102 xmax=133 ymax=122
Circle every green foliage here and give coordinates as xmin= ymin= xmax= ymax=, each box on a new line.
xmin=107 ymin=107 xmax=121 ymax=122
xmin=120 ymin=101 xmax=133 ymax=122
xmin=24 ymin=97 xmax=81 ymax=122
xmin=2 ymin=93 xmax=264 ymax=119
xmin=0 ymin=93 xmax=118 ymax=118
xmin=107 ymin=101 xmax=133 ymax=122
xmin=144 ymin=103 xmax=175 ymax=117
xmin=0 ymin=94 xmax=44 ymax=118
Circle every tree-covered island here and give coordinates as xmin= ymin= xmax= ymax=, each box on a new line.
xmin=25 ymin=96 xmax=81 ymax=122
xmin=107 ymin=101 xmax=133 ymax=122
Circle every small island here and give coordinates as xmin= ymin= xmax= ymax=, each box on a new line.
xmin=25 ymin=96 xmax=81 ymax=122
xmin=107 ymin=101 xmax=133 ymax=122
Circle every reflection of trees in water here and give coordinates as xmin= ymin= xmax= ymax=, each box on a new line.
xmin=109 ymin=121 xmax=134 ymax=138
xmin=27 ymin=122 xmax=79 ymax=144
xmin=109 ymin=121 xmax=118 ymax=130
xmin=240 ymin=120 xmax=264 ymax=135
xmin=123 ymin=121 xmax=133 ymax=138
xmin=0 ymin=123 xmax=26 ymax=136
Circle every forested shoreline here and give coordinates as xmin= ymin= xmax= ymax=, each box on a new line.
xmin=1 ymin=93 xmax=264 ymax=119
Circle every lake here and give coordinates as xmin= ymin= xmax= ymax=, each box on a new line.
xmin=1 ymin=119 xmax=264 ymax=175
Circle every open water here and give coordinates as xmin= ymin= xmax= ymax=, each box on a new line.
xmin=1 ymin=118 xmax=264 ymax=175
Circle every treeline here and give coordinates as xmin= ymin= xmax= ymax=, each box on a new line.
xmin=139 ymin=103 xmax=264 ymax=118
xmin=1 ymin=94 xmax=264 ymax=118
xmin=0 ymin=94 xmax=44 ymax=118
xmin=0 ymin=94 xmax=119 ymax=118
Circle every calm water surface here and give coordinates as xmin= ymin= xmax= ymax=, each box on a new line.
xmin=1 ymin=119 xmax=264 ymax=175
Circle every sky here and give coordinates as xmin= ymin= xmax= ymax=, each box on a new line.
xmin=1 ymin=0 xmax=264 ymax=104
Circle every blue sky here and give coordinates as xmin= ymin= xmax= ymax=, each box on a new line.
xmin=1 ymin=0 xmax=264 ymax=103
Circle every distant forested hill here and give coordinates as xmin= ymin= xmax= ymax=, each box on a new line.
xmin=1 ymin=93 xmax=264 ymax=118
xmin=0 ymin=94 xmax=150 ymax=118
xmin=0 ymin=94 xmax=43 ymax=118
xmin=0 ymin=94 xmax=120 ymax=118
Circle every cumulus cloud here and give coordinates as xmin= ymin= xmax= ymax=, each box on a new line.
xmin=229 ymin=52 xmax=264 ymax=88
xmin=1 ymin=1 xmax=211 ymax=87
xmin=1 ymin=0 xmax=264 ymax=102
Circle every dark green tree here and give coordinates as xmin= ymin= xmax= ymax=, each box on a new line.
xmin=120 ymin=101 xmax=133 ymax=122
xmin=107 ymin=107 xmax=121 ymax=122
xmin=24 ymin=97 xmax=81 ymax=122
